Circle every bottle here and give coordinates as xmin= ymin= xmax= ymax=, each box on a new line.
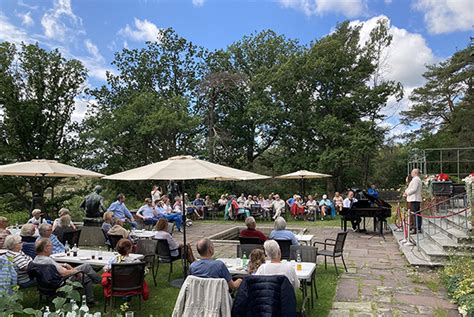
xmin=72 ymin=243 xmax=78 ymax=257
xmin=242 ymin=252 xmax=248 ymax=269
xmin=43 ymin=306 xmax=51 ymax=317
xmin=65 ymin=241 xmax=70 ymax=256
xmin=296 ymin=251 xmax=302 ymax=271
xmin=79 ymin=295 xmax=89 ymax=316
xmin=66 ymin=299 xmax=78 ymax=317
xmin=98 ymin=246 xmax=103 ymax=260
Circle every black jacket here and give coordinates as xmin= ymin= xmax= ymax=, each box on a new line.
xmin=231 ymin=275 xmax=296 ymax=317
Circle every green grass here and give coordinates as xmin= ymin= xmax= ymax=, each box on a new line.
xmin=18 ymin=260 xmax=340 ymax=317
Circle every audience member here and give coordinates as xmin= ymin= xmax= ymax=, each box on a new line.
xmin=38 ymin=223 xmax=65 ymax=254
xmin=255 ymin=240 xmax=300 ymax=289
xmin=239 ymin=216 xmax=267 ymax=243
xmin=155 ymin=200 xmax=183 ymax=232
xmin=189 ymin=238 xmax=242 ymax=290
xmin=318 ymin=195 xmax=335 ymax=220
xmin=20 ymin=223 xmax=37 ymax=258
xmin=333 ymin=192 xmax=344 ymax=213
xmin=305 ymin=195 xmax=318 ymax=220
xmin=0 ymin=216 xmax=11 ymax=249
xmin=269 ymin=217 xmax=299 ymax=245
xmin=107 ymin=219 xmax=130 ymax=239
xmin=290 ymin=195 xmax=305 ymax=218
xmin=271 ymin=195 xmax=286 ymax=220
xmin=0 ymin=255 xmax=17 ymax=294
xmin=151 ymin=185 xmax=162 ymax=202
xmin=52 ymin=215 xmax=75 ymax=242
xmin=4 ymin=235 xmax=35 ymax=288
xmin=153 ymin=218 xmax=195 ymax=263
xmin=103 ymin=239 xmax=141 ymax=271
xmin=107 ymin=194 xmax=137 ymax=229
xmin=102 ymin=211 xmax=114 ymax=234
xmin=247 ymin=249 xmax=266 ymax=275
xmin=52 ymin=208 xmax=77 ymax=232
xmin=27 ymin=209 xmax=47 ymax=226
xmin=136 ymin=198 xmax=159 ymax=226
xmin=367 ymin=184 xmax=379 ymax=199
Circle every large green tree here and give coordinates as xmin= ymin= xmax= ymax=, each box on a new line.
xmin=0 ymin=42 xmax=87 ymax=208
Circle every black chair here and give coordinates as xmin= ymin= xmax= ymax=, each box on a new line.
xmin=61 ymin=229 xmax=81 ymax=247
xmin=101 ymin=229 xmax=112 ymax=251
xmin=236 ymin=244 xmax=264 ymax=258
xmin=290 ymin=245 xmax=319 ymax=308
xmin=239 ymin=236 xmax=263 ymax=245
xmin=167 ymin=222 xmax=175 ymax=235
xmin=313 ymin=231 xmax=348 ymax=276
xmin=105 ymin=262 xmax=146 ymax=313
xmin=108 ymin=234 xmax=124 ymax=250
xmin=135 ymin=239 xmax=157 ymax=283
xmin=250 ymin=204 xmax=263 ymax=220
xmin=153 ymin=239 xmax=182 ymax=284
xmin=274 ymin=239 xmax=292 ymax=260
xmin=22 ymin=241 xmax=36 ymax=259
xmin=27 ymin=262 xmax=83 ymax=306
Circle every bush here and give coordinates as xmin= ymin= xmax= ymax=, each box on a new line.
xmin=442 ymin=255 xmax=474 ymax=316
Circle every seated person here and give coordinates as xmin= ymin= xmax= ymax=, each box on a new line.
xmin=136 ymin=198 xmax=159 ymax=225
xmin=318 ymin=195 xmax=335 ymax=219
xmin=271 ymin=195 xmax=286 ymax=220
xmin=27 ymin=209 xmax=48 ymax=226
xmin=269 ymin=217 xmax=299 ymax=246
xmin=343 ymin=190 xmax=360 ymax=231
xmin=247 ymin=249 xmax=265 ymax=275
xmin=153 ymin=218 xmax=195 ymax=263
xmin=243 ymin=195 xmax=255 ymax=212
xmin=255 ymin=240 xmax=300 ymax=290
xmin=0 ymin=216 xmax=11 ymax=249
xmin=333 ymin=192 xmax=344 ymax=213
xmin=20 ymin=223 xmax=37 ymax=258
xmin=367 ymin=184 xmax=379 ymax=199
xmin=305 ymin=195 xmax=319 ymax=219
xmin=102 ymin=211 xmax=114 ymax=234
xmin=204 ymin=195 xmax=213 ymax=207
xmin=52 ymin=215 xmax=75 ymax=243
xmin=0 ymin=255 xmax=17 ymax=294
xmin=217 ymin=195 xmax=228 ymax=212
xmin=290 ymin=195 xmax=305 ymax=218
xmin=52 ymin=208 xmax=76 ymax=232
xmin=192 ymin=193 xmax=205 ymax=219
xmin=189 ymin=238 xmax=242 ymax=290
xmin=107 ymin=193 xmax=137 ymax=229
xmin=225 ymin=195 xmax=250 ymax=220
xmin=155 ymin=200 xmax=183 ymax=232
xmin=4 ymin=235 xmax=35 ymax=288
xmin=103 ymin=239 xmax=141 ymax=272
xmin=33 ymin=238 xmax=101 ymax=306
xmin=107 ymin=219 xmax=130 ymax=239
xmin=261 ymin=194 xmax=273 ymax=219
xmin=239 ymin=216 xmax=267 ymax=243
xmin=38 ymin=223 xmax=65 ymax=254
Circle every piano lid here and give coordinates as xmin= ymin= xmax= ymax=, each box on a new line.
xmin=362 ymin=191 xmax=392 ymax=208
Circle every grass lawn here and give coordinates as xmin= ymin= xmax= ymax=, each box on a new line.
xmin=201 ymin=215 xmax=343 ymax=228
xmin=19 ymin=257 xmax=340 ymax=316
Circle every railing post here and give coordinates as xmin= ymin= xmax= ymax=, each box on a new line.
xmin=415 ymin=212 xmax=420 ymax=251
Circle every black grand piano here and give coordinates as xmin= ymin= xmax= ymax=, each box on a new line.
xmin=339 ymin=191 xmax=392 ymax=238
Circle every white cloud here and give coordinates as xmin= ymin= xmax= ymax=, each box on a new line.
xmin=192 ymin=0 xmax=205 ymax=7
xmin=413 ymin=0 xmax=474 ymax=34
xmin=279 ymin=0 xmax=367 ymax=17
xmin=18 ymin=0 xmax=39 ymax=10
xmin=80 ymin=39 xmax=113 ymax=81
xmin=17 ymin=11 xmax=34 ymax=27
xmin=41 ymin=0 xmax=83 ymax=42
xmin=0 ymin=12 xmax=30 ymax=44
xmin=118 ymin=18 xmax=162 ymax=42
xmin=72 ymin=97 xmax=96 ymax=123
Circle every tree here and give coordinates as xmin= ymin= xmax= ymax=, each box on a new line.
xmin=401 ymin=46 xmax=473 ymax=133
xmin=0 ymin=42 xmax=87 ymax=207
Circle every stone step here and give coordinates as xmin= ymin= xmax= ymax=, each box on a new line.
xmin=426 ymin=231 xmax=459 ymax=250
xmin=424 ymin=217 xmax=471 ymax=243
xmin=417 ymin=236 xmax=447 ymax=263
xmin=443 ymin=212 xmax=472 ymax=231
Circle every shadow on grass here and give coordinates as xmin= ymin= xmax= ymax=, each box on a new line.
xmin=20 ymin=261 xmax=341 ymax=317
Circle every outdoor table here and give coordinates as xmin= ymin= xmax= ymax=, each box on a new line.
xmin=295 ymin=234 xmax=313 ymax=245
xmin=130 ymin=229 xmax=155 ymax=239
xmin=216 ymin=258 xmax=316 ymax=313
xmin=51 ymin=249 xmax=144 ymax=267
xmin=7 ymin=228 xmax=21 ymax=236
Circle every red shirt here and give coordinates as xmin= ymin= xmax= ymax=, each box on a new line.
xmin=239 ymin=228 xmax=267 ymax=242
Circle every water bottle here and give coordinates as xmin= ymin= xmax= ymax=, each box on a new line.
xmin=65 ymin=241 xmax=70 ymax=256
xmin=43 ymin=306 xmax=51 ymax=317
xmin=79 ymin=295 xmax=89 ymax=316
xmin=296 ymin=250 xmax=302 ymax=271
xmin=66 ymin=299 xmax=78 ymax=317
xmin=98 ymin=246 xmax=103 ymax=260
xmin=72 ymin=243 xmax=78 ymax=257
xmin=242 ymin=252 xmax=248 ymax=269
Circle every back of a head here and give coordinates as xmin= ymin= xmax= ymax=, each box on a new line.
xmin=196 ymin=238 xmax=212 ymax=257
xmin=60 ymin=214 xmax=72 ymax=227
xmin=274 ymin=217 xmax=286 ymax=230
xmin=155 ymin=218 xmax=168 ymax=231
xmin=58 ymin=208 xmax=70 ymax=217
xmin=0 ymin=216 xmax=7 ymax=228
xmin=245 ymin=216 xmax=256 ymax=229
xmin=116 ymin=238 xmax=133 ymax=256
xmin=264 ymin=240 xmax=281 ymax=260
xmin=35 ymin=237 xmax=50 ymax=254
xmin=21 ymin=223 xmax=35 ymax=237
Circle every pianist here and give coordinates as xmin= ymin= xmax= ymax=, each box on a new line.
xmin=343 ymin=190 xmax=360 ymax=231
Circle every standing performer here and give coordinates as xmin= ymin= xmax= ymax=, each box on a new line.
xmin=403 ymin=168 xmax=423 ymax=234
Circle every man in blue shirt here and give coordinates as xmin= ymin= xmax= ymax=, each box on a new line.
xmin=37 ymin=223 xmax=65 ymax=254
xmin=190 ymin=238 xmax=242 ymax=290
xmin=155 ymin=201 xmax=183 ymax=232
xmin=107 ymin=194 xmax=137 ymax=229
xmin=192 ymin=193 xmax=205 ymax=219
xmin=367 ymin=184 xmax=379 ymax=199
xmin=136 ymin=198 xmax=159 ymax=225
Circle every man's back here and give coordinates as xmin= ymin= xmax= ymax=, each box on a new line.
xmin=189 ymin=259 xmax=231 ymax=281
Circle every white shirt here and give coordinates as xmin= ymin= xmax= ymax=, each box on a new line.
xmin=271 ymin=199 xmax=286 ymax=212
xmin=343 ymin=197 xmax=358 ymax=208
xmin=255 ymin=262 xmax=300 ymax=289
xmin=151 ymin=190 xmax=162 ymax=202
xmin=405 ymin=176 xmax=422 ymax=202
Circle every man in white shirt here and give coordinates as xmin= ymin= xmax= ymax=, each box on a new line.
xmin=271 ymin=195 xmax=286 ymax=220
xmin=255 ymin=240 xmax=300 ymax=290
xmin=404 ymin=168 xmax=423 ymax=233
xmin=343 ymin=190 xmax=360 ymax=231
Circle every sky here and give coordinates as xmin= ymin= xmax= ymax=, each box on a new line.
xmin=0 ymin=0 xmax=473 ymax=137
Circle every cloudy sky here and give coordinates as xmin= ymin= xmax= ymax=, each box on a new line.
xmin=1 ymin=0 xmax=472 ymax=135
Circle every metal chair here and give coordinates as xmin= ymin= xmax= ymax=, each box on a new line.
xmin=101 ymin=228 xmax=112 ymax=251
xmin=61 ymin=229 xmax=81 ymax=247
xmin=135 ymin=239 xmax=158 ymax=284
xmin=105 ymin=262 xmax=146 ymax=313
xmin=239 ymin=236 xmax=263 ymax=245
xmin=167 ymin=222 xmax=175 ymax=235
xmin=107 ymin=234 xmax=123 ymax=250
xmin=274 ymin=239 xmax=292 ymax=260
xmin=313 ymin=231 xmax=348 ymax=276
xmin=250 ymin=204 xmax=264 ymax=220
xmin=290 ymin=245 xmax=319 ymax=307
xmin=153 ymin=239 xmax=182 ymax=284
xmin=236 ymin=244 xmax=264 ymax=258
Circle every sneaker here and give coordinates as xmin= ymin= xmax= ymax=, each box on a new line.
xmin=321 ymin=218 xmax=324 ymax=221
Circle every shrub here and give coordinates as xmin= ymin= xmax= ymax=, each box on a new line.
xmin=442 ymin=255 xmax=474 ymax=317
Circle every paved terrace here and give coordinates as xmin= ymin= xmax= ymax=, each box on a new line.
xmin=175 ymin=222 xmax=459 ymax=317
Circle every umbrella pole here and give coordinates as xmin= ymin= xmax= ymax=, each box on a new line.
xmin=171 ymin=180 xmax=187 ymax=288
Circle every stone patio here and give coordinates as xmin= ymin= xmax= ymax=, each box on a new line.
xmin=175 ymin=222 xmax=460 ymax=317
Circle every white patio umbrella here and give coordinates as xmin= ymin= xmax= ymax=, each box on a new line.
xmin=0 ymin=159 xmax=105 ymax=178
xmin=103 ymin=155 xmax=270 ymax=285
xmin=275 ymin=169 xmax=332 ymax=196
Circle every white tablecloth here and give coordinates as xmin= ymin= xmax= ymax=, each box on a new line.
xmin=51 ymin=249 xmax=143 ymax=267
xmin=295 ymin=234 xmax=313 ymax=245
xmin=131 ymin=230 xmax=155 ymax=239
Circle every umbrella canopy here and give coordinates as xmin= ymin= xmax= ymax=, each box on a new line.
xmin=103 ymin=155 xmax=270 ymax=181
xmin=0 ymin=159 xmax=104 ymax=178
xmin=275 ymin=169 xmax=332 ymax=179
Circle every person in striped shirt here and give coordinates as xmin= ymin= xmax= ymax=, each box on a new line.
xmin=0 ymin=255 xmax=17 ymax=294
xmin=4 ymin=235 xmax=36 ymax=288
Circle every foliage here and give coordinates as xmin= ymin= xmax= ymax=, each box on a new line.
xmin=442 ymin=255 xmax=474 ymax=317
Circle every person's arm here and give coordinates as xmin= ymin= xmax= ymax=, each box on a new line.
xmin=404 ymin=179 xmax=418 ymax=196
xmin=136 ymin=206 xmax=145 ymax=219
xmin=228 ymin=278 xmax=242 ymax=290
xmin=291 ymin=233 xmax=299 ymax=246
xmin=123 ymin=204 xmax=134 ymax=221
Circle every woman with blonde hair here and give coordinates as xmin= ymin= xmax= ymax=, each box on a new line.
xmin=247 ymin=248 xmax=266 ymax=275
xmin=52 ymin=214 xmax=75 ymax=242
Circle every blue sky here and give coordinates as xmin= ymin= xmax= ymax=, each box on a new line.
xmin=0 ymin=0 xmax=472 ymax=134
